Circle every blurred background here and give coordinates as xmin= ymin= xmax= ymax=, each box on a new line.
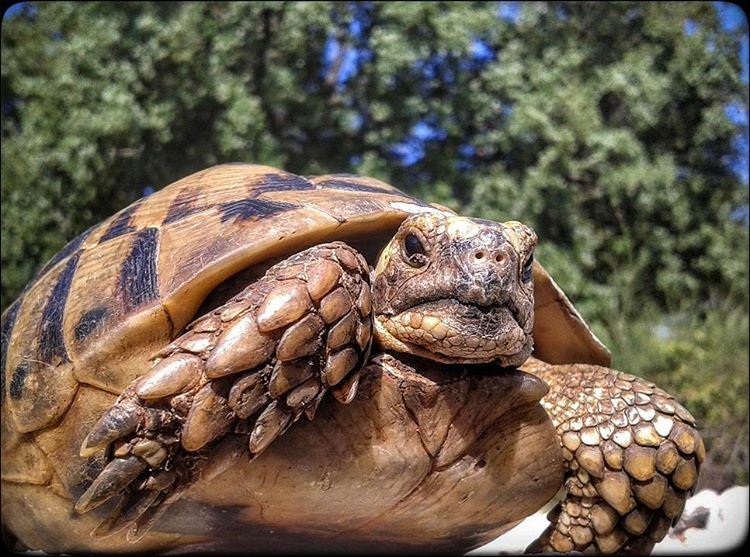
xmin=1 ymin=2 xmax=748 ymax=489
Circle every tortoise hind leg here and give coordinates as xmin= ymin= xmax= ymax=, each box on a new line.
xmin=75 ymin=242 xmax=373 ymax=542
xmin=521 ymin=358 xmax=704 ymax=554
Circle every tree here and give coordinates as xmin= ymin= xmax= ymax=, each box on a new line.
xmin=2 ymin=1 xmax=748 ymax=325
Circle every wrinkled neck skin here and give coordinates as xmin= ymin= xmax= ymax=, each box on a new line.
xmin=371 ymin=212 xmax=538 ymax=368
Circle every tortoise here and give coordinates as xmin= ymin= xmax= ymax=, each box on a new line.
xmin=0 ymin=164 xmax=703 ymax=555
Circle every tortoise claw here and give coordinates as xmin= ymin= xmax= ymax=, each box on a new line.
xmin=90 ymin=495 xmax=129 ymax=539
xmin=75 ymin=456 xmax=147 ymax=514
xmin=80 ymin=397 xmax=143 ymax=457
xmin=126 ymin=489 xmax=186 ymax=543
xmin=90 ymin=490 xmax=160 ymax=539
xmin=113 ymin=490 xmax=161 ymax=535
xmin=248 ymin=400 xmax=292 ymax=454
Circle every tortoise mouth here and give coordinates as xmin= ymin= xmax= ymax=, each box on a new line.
xmin=377 ymin=299 xmax=533 ymax=366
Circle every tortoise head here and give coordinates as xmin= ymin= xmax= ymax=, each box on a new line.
xmin=372 ymin=212 xmax=537 ymax=367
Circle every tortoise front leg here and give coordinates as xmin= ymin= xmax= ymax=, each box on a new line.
xmin=75 ymin=242 xmax=373 ymax=542
xmin=522 ymin=358 xmax=704 ymax=555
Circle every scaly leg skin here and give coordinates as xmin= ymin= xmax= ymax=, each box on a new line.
xmin=522 ymin=357 xmax=704 ymax=555
xmin=75 ymin=242 xmax=373 ymax=542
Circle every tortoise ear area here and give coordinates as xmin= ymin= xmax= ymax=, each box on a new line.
xmin=531 ymin=260 xmax=611 ymax=367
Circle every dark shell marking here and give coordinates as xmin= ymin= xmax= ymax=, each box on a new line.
xmin=1 ymin=297 xmax=23 ymax=404
xmin=247 ymin=172 xmax=315 ymax=195
xmin=162 ymin=189 xmax=205 ymax=225
xmin=99 ymin=198 xmax=144 ymax=242
xmin=163 ymin=173 xmax=314 ymax=228
xmin=74 ymin=307 xmax=110 ymax=342
xmin=118 ymin=228 xmax=160 ymax=312
xmin=219 ymin=199 xmax=300 ymax=224
xmin=318 ymin=178 xmax=419 ymax=200
xmin=9 ymin=362 xmax=30 ymax=400
xmin=38 ymin=251 xmax=81 ymax=365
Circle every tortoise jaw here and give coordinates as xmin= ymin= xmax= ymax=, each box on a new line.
xmin=374 ymin=299 xmax=533 ymax=367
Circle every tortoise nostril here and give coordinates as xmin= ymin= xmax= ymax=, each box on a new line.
xmin=475 ymin=251 xmax=485 ymax=260
xmin=495 ymin=253 xmax=505 ymax=262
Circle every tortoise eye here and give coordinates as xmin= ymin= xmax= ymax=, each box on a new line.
xmin=522 ymin=254 xmax=534 ymax=282
xmin=403 ymin=233 xmax=428 ymax=267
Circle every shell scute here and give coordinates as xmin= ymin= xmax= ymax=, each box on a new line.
xmin=2 ymin=260 xmax=80 ymax=433
xmin=58 ymin=228 xmax=173 ymax=394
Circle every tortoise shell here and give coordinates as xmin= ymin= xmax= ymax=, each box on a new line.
xmin=1 ymin=163 xmax=608 ymax=439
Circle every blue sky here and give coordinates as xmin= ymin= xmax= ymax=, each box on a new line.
xmin=3 ymin=2 xmax=29 ymax=19
xmin=716 ymin=2 xmax=749 ymax=80
xmin=714 ymin=2 xmax=749 ymax=185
